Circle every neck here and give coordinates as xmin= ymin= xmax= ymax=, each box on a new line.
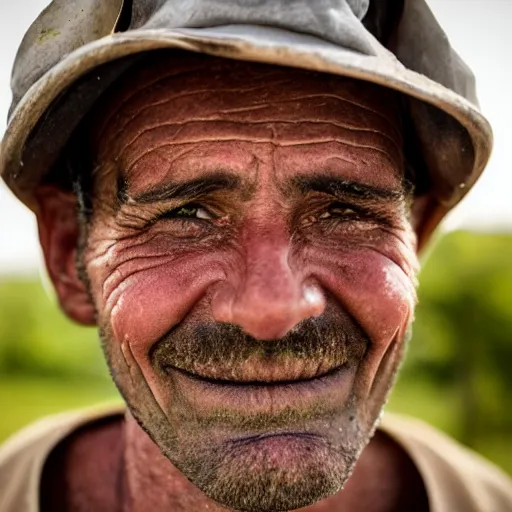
xmin=123 ymin=412 xmax=231 ymax=512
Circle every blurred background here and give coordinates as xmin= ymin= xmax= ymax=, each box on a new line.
xmin=1 ymin=0 xmax=511 ymax=475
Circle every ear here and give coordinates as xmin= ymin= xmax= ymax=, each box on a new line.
xmin=35 ymin=185 xmax=96 ymax=325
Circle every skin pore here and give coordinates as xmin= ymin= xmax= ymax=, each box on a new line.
xmin=36 ymin=51 xmax=424 ymax=511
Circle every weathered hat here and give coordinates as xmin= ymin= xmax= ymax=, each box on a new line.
xmin=0 ymin=0 xmax=492 ymax=248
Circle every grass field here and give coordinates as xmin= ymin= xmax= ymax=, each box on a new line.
xmin=0 ymin=376 xmax=120 ymax=442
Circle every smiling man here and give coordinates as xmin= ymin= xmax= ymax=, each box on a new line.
xmin=0 ymin=1 xmax=511 ymax=512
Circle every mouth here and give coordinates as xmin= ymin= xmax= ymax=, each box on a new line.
xmin=170 ymin=363 xmax=342 ymax=385
xmin=162 ymin=355 xmax=348 ymax=383
xmin=162 ymin=362 xmax=357 ymax=429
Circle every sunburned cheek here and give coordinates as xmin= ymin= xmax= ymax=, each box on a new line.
xmin=312 ymin=248 xmax=417 ymax=346
xmin=104 ymin=253 xmax=230 ymax=413
xmin=308 ymin=246 xmax=417 ymax=397
xmin=102 ymin=254 xmax=226 ymax=356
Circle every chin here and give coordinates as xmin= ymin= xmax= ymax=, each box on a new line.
xmin=167 ymin=431 xmax=360 ymax=512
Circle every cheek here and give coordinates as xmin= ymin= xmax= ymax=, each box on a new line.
xmin=89 ymin=246 xmax=229 ymax=409
xmin=315 ymin=249 xmax=416 ymax=342
xmin=305 ymin=236 xmax=418 ymax=395
xmin=87 ymin=241 xmax=227 ymax=354
xmin=300 ymin=222 xmax=418 ymax=342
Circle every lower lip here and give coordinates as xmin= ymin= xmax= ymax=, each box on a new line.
xmin=164 ymin=364 xmax=356 ymax=425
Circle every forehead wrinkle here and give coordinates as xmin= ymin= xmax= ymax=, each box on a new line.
xmin=100 ymin=87 xmax=210 ymax=146
xmin=317 ymin=94 xmax=402 ymax=140
xmin=220 ymin=96 xmax=401 ymax=139
xmin=123 ymin=144 xmax=197 ymax=183
xmin=111 ymin=63 xmax=292 ymax=122
xmin=101 ymin=82 xmax=292 ymax=147
xmin=93 ymin=55 xmax=405 ymax=195
xmin=119 ymin=119 xmax=402 ymax=164
xmin=95 ymin=65 xmax=210 ymax=142
xmin=245 ymin=93 xmax=402 ymax=139
xmin=124 ymin=138 xmax=401 ymax=179
xmin=324 ymin=154 xmax=403 ymax=182
xmin=117 ymin=118 xmax=402 ymax=175
xmin=104 ymin=89 xmax=401 ymax=152
xmin=297 ymin=143 xmax=403 ymax=181
xmin=98 ymin=57 xmax=291 ymax=133
xmin=323 ymin=154 xmax=359 ymax=166
xmin=96 ymin=63 xmax=300 ymax=145
xmin=125 ymin=145 xmax=198 ymax=175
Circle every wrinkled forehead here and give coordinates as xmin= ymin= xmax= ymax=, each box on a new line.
xmin=79 ymin=50 xmax=406 ymax=198
xmin=90 ymin=50 xmax=403 ymax=144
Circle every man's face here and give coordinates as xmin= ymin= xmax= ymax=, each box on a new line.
xmin=61 ymin=53 xmax=418 ymax=510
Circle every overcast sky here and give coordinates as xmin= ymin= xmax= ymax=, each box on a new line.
xmin=0 ymin=0 xmax=511 ymax=274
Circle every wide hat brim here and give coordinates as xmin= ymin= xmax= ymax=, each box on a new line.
xmin=0 ymin=14 xmax=493 ymax=249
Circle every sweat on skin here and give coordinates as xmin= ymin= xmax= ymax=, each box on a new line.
xmin=35 ymin=51 xmax=423 ymax=512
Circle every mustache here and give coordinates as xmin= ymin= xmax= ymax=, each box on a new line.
xmin=151 ymin=307 xmax=369 ymax=382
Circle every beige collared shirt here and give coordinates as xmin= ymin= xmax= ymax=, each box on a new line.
xmin=0 ymin=406 xmax=511 ymax=512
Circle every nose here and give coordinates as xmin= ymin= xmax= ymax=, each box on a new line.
xmin=211 ymin=239 xmax=325 ymax=340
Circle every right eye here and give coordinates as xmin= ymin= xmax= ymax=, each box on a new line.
xmin=159 ymin=204 xmax=215 ymax=221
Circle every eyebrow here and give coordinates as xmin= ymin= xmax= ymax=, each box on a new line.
xmin=118 ymin=172 xmax=241 ymax=205
xmin=290 ymin=174 xmax=406 ymax=202
xmin=116 ymin=171 xmax=405 ymax=208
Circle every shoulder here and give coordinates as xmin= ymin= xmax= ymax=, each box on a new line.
xmin=380 ymin=413 xmax=512 ymax=512
xmin=0 ymin=404 xmax=124 ymax=512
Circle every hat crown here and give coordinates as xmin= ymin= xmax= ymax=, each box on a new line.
xmin=130 ymin=0 xmax=369 ymax=22
xmin=132 ymin=0 xmax=377 ymax=52
xmin=128 ymin=0 xmax=369 ymax=28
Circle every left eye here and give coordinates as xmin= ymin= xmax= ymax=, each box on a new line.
xmin=320 ymin=204 xmax=360 ymax=219
xmin=161 ymin=204 xmax=214 ymax=220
